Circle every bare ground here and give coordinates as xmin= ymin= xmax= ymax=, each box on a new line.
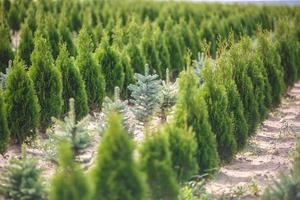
xmin=205 ymin=83 xmax=300 ymax=199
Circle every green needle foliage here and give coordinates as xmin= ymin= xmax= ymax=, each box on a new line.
xmin=0 ymin=90 xmax=10 ymax=154
xmin=163 ymin=17 xmax=184 ymax=77
xmin=7 ymin=2 xmax=20 ymax=32
xmin=257 ymin=31 xmax=285 ymax=107
xmin=56 ymin=44 xmax=88 ymax=120
xmin=5 ymin=59 xmax=40 ymax=144
xmin=95 ymin=33 xmax=124 ymax=95
xmin=276 ymin=18 xmax=299 ymax=88
xmin=76 ymin=27 xmax=105 ymax=111
xmin=46 ymin=14 xmax=60 ymax=59
xmin=0 ymin=19 xmax=14 ymax=73
xmin=49 ymin=98 xmax=91 ymax=155
xmin=165 ymin=124 xmax=198 ymax=182
xmin=92 ymin=113 xmax=146 ymax=200
xmin=174 ymin=67 xmax=219 ymax=175
xmin=217 ymin=49 xmax=249 ymax=150
xmin=128 ymin=65 xmax=162 ymax=123
xmin=50 ymin=142 xmax=90 ymax=200
xmin=17 ymin=21 xmax=34 ymax=67
xmin=140 ymin=20 xmax=161 ymax=77
xmin=120 ymin=50 xmax=135 ymax=98
xmin=202 ymin=60 xmax=237 ymax=163
xmin=29 ymin=36 xmax=63 ymax=131
xmin=126 ymin=40 xmax=145 ymax=75
xmin=160 ymin=68 xmax=177 ymax=120
xmin=228 ymin=40 xmax=260 ymax=134
xmin=139 ymin=130 xmax=179 ymax=200
xmin=153 ymin=24 xmax=171 ymax=78
xmin=58 ymin=16 xmax=76 ymax=57
xmin=0 ymin=146 xmax=46 ymax=200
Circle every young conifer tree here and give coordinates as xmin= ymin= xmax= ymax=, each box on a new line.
xmin=17 ymin=21 xmax=34 ymax=67
xmin=5 ymin=58 xmax=40 ymax=144
xmin=179 ymin=18 xmax=198 ymax=58
xmin=140 ymin=19 xmax=162 ymax=77
xmin=160 ymin=68 xmax=177 ymax=120
xmin=202 ymin=60 xmax=237 ymax=162
xmin=0 ymin=146 xmax=46 ymax=200
xmin=257 ymin=31 xmax=285 ymax=106
xmin=95 ymin=33 xmax=124 ymax=95
xmin=0 ymin=90 xmax=10 ymax=154
xmin=58 ymin=16 xmax=76 ymax=57
xmin=153 ymin=24 xmax=171 ymax=78
xmin=125 ymin=16 xmax=145 ymax=74
xmin=128 ymin=64 xmax=162 ymax=123
xmin=165 ymin=124 xmax=198 ymax=182
xmin=120 ymin=50 xmax=135 ymax=98
xmin=25 ymin=4 xmax=37 ymax=33
xmin=56 ymin=44 xmax=88 ymax=120
xmin=275 ymin=19 xmax=299 ymax=87
xmin=49 ymin=142 xmax=90 ymax=200
xmin=92 ymin=113 xmax=146 ymax=200
xmin=139 ymin=130 xmax=179 ymax=200
xmin=174 ymin=67 xmax=219 ymax=174
xmin=29 ymin=36 xmax=63 ymax=131
xmin=0 ymin=18 xmax=14 ymax=73
xmin=7 ymin=2 xmax=20 ymax=32
xmin=76 ymin=27 xmax=105 ymax=111
xmin=228 ymin=40 xmax=260 ymax=134
xmin=215 ymin=51 xmax=249 ymax=150
xmin=242 ymin=38 xmax=271 ymax=121
xmin=46 ymin=14 xmax=60 ymax=59
xmin=164 ymin=17 xmax=184 ymax=77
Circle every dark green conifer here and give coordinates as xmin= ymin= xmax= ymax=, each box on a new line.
xmin=164 ymin=17 xmax=184 ymax=77
xmin=139 ymin=130 xmax=179 ymax=200
xmin=0 ymin=19 xmax=14 ymax=73
xmin=202 ymin=61 xmax=237 ymax=162
xmin=140 ymin=20 xmax=161 ymax=77
xmin=58 ymin=16 xmax=76 ymax=57
xmin=126 ymin=17 xmax=145 ymax=74
xmin=153 ymin=24 xmax=171 ymax=78
xmin=276 ymin=19 xmax=299 ymax=87
xmin=56 ymin=44 xmax=88 ymax=120
xmin=75 ymin=27 xmax=105 ymax=111
xmin=120 ymin=50 xmax=135 ymax=98
xmin=29 ymin=36 xmax=63 ymax=131
xmin=257 ymin=31 xmax=285 ymax=106
xmin=5 ymin=58 xmax=40 ymax=144
xmin=46 ymin=14 xmax=60 ymax=59
xmin=0 ymin=91 xmax=10 ymax=154
xmin=228 ymin=40 xmax=260 ymax=134
xmin=92 ymin=113 xmax=146 ymax=200
xmin=7 ymin=2 xmax=20 ymax=32
xmin=17 ymin=21 xmax=34 ymax=66
xmin=95 ymin=33 xmax=124 ymax=95
xmin=174 ymin=67 xmax=219 ymax=175
xmin=165 ymin=124 xmax=198 ymax=182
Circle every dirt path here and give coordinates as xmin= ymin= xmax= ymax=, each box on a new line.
xmin=205 ymin=83 xmax=300 ymax=199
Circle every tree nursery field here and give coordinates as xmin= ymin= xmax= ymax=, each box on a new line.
xmin=0 ymin=0 xmax=300 ymax=199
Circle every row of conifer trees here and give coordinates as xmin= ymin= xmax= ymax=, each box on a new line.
xmin=1 ymin=19 xmax=299 ymax=199
xmin=0 ymin=0 xmax=299 ymax=199
xmin=57 ymin=18 xmax=300 ymax=200
xmin=0 ymin=0 xmax=299 ymax=151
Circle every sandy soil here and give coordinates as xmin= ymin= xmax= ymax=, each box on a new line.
xmin=205 ymin=83 xmax=300 ymax=199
